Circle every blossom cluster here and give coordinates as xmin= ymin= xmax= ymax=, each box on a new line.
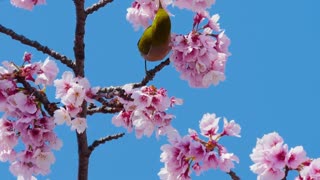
xmin=0 ymin=53 xmax=61 ymax=180
xmin=53 ymin=71 xmax=99 ymax=134
xmin=112 ymin=85 xmax=182 ymax=139
xmin=126 ymin=0 xmax=217 ymax=30
xmin=159 ymin=113 xmax=241 ymax=180
xmin=250 ymin=132 xmax=320 ymax=180
xmin=11 ymin=0 xmax=46 ymax=10
xmin=170 ymin=12 xmax=231 ymax=88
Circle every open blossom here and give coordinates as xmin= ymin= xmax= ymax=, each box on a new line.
xmin=170 ymin=12 xmax=231 ymax=88
xmin=300 ymin=158 xmax=320 ymax=179
xmin=0 ymin=54 xmax=62 ymax=179
xmin=53 ymin=71 xmax=99 ymax=134
xmin=250 ymin=132 xmax=309 ymax=180
xmin=126 ymin=0 xmax=172 ymax=30
xmin=159 ymin=113 xmax=240 ymax=180
xmin=173 ymin=0 xmax=215 ymax=12
xmin=112 ymin=85 xmax=182 ymax=139
xmin=35 ymin=58 xmax=59 ymax=86
xmin=71 ymin=117 xmax=87 ymax=134
xmin=11 ymin=0 xmax=46 ymax=10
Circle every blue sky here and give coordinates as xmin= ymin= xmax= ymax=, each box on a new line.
xmin=0 ymin=0 xmax=320 ymax=179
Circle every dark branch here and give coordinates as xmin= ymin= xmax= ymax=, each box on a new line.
xmin=227 ymin=170 xmax=240 ymax=180
xmin=85 ymin=0 xmax=114 ymax=15
xmin=16 ymin=76 xmax=57 ymax=116
xmin=133 ymin=58 xmax=170 ymax=88
xmin=73 ymin=0 xmax=87 ymax=77
xmin=87 ymin=104 xmax=123 ymax=115
xmin=0 ymin=24 xmax=75 ymax=69
xmin=73 ymin=1 xmax=89 ymax=180
xmin=98 ymin=86 xmax=126 ymax=99
xmin=88 ymin=133 xmax=125 ymax=155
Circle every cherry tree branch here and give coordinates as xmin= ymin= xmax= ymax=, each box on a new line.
xmin=0 ymin=24 xmax=75 ymax=69
xmin=87 ymin=101 xmax=123 ymax=115
xmin=73 ymin=1 xmax=89 ymax=180
xmin=88 ymin=133 xmax=125 ymax=155
xmin=227 ymin=170 xmax=240 ymax=180
xmin=85 ymin=0 xmax=113 ymax=15
xmin=133 ymin=58 xmax=170 ymax=88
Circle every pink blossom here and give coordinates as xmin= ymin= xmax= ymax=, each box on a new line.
xmin=126 ymin=0 xmax=172 ymax=30
xmin=287 ymin=146 xmax=307 ymax=169
xmin=159 ymin=113 xmax=240 ymax=179
xmin=53 ymin=107 xmax=72 ymax=125
xmin=35 ymin=57 xmax=59 ymax=86
xmin=12 ymin=92 xmax=37 ymax=115
xmin=23 ymin=52 xmax=32 ymax=63
xmin=54 ymin=71 xmax=74 ymax=99
xmin=71 ymin=117 xmax=87 ymax=134
xmin=300 ymin=158 xmax=320 ymax=179
xmin=62 ymin=83 xmax=86 ymax=107
xmin=0 ymin=118 xmax=18 ymax=149
xmin=112 ymin=86 xmax=182 ymax=138
xmin=11 ymin=0 xmax=46 ymax=10
xmin=33 ymin=149 xmax=55 ymax=172
xmin=258 ymin=168 xmax=286 ymax=180
xmin=126 ymin=0 xmax=157 ymax=31
xmin=10 ymin=161 xmax=34 ymax=180
xmin=222 ymin=118 xmax=241 ymax=137
xmin=219 ymin=153 xmax=239 ymax=172
xmin=250 ymin=132 xmax=311 ymax=180
xmin=174 ymin=0 xmax=215 ymax=12
xmin=170 ymin=32 xmax=229 ymax=87
xmin=199 ymin=113 xmax=219 ymax=137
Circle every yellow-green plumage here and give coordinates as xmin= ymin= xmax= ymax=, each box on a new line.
xmin=137 ymin=3 xmax=171 ymax=61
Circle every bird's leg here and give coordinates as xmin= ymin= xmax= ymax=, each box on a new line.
xmin=144 ymin=59 xmax=148 ymax=75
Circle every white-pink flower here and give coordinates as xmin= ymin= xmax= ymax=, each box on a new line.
xmin=112 ymin=86 xmax=182 ymax=138
xmin=287 ymin=146 xmax=307 ymax=169
xmin=54 ymin=71 xmax=74 ymax=99
xmin=35 ymin=57 xmax=59 ymax=86
xmin=170 ymin=31 xmax=229 ymax=87
xmin=126 ymin=0 xmax=172 ymax=31
xmin=159 ymin=113 xmax=240 ymax=179
xmin=11 ymin=0 xmax=46 ymax=10
xmin=199 ymin=113 xmax=219 ymax=137
xmin=53 ymin=108 xmax=71 ymax=125
xmin=174 ymin=0 xmax=215 ymax=12
xmin=300 ymin=158 xmax=320 ymax=179
xmin=222 ymin=118 xmax=241 ymax=137
xmin=71 ymin=117 xmax=87 ymax=134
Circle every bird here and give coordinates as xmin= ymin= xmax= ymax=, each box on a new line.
xmin=137 ymin=0 xmax=171 ymax=72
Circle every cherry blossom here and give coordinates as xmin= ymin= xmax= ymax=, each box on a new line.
xmin=35 ymin=57 xmax=59 ymax=86
xmin=170 ymin=12 xmax=230 ymax=88
xmin=0 ymin=54 xmax=62 ymax=179
xmin=159 ymin=113 xmax=240 ymax=179
xmin=11 ymin=0 xmax=46 ymax=10
xmin=112 ymin=85 xmax=182 ymax=138
xmin=250 ymin=132 xmax=309 ymax=180
xmin=173 ymin=0 xmax=215 ymax=12
xmin=54 ymin=71 xmax=98 ymax=134
xmin=300 ymin=158 xmax=320 ymax=179
xmin=126 ymin=0 xmax=171 ymax=30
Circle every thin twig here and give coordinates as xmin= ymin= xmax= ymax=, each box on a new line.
xmin=227 ymin=170 xmax=240 ymax=180
xmin=87 ymin=103 xmax=123 ymax=115
xmin=0 ymin=24 xmax=75 ymax=69
xmin=88 ymin=133 xmax=125 ymax=155
xmin=133 ymin=58 xmax=170 ymax=88
xmin=85 ymin=0 xmax=113 ymax=15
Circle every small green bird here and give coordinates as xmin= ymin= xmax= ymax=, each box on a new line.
xmin=137 ymin=1 xmax=171 ymax=70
